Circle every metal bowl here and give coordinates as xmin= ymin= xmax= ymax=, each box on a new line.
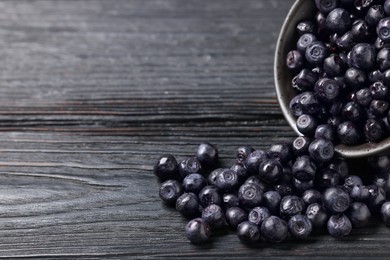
xmin=274 ymin=0 xmax=390 ymax=158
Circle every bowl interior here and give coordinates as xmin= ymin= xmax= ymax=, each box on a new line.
xmin=274 ymin=0 xmax=390 ymax=158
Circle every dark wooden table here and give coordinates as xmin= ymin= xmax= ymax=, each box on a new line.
xmin=0 ymin=0 xmax=389 ymax=258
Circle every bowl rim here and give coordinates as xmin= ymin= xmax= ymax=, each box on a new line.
xmin=273 ymin=0 xmax=390 ymax=158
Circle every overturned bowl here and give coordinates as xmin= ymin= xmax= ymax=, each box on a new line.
xmin=274 ymin=0 xmax=390 ymax=158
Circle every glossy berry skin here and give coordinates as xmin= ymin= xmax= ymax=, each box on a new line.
xmin=306 ymin=203 xmax=329 ymax=228
xmin=230 ymin=163 xmax=248 ymax=183
xmin=349 ymin=43 xmax=376 ymax=71
xmin=364 ymin=118 xmax=384 ymax=142
xmin=237 ymin=221 xmax=260 ymax=243
xmin=315 ymin=169 xmax=341 ymax=191
xmin=380 ymin=201 xmax=390 ymax=226
xmin=288 ymin=214 xmax=313 ymax=239
xmin=370 ymin=99 xmax=389 ymax=117
xmin=248 ymin=207 xmax=271 ymax=226
xmin=377 ymin=48 xmax=390 ymax=71
xmin=262 ymin=191 xmax=282 ymax=215
xmin=343 ymin=175 xmax=363 ymax=193
xmin=236 ymin=146 xmax=255 ymax=164
xmin=225 ymin=207 xmax=248 ymax=229
xmin=202 ymin=204 xmax=227 ymax=229
xmin=293 ymin=178 xmax=314 ymax=195
xmin=259 ymin=159 xmax=284 ymax=184
xmin=370 ymin=81 xmax=388 ymax=99
xmin=302 ymin=189 xmax=322 ymax=207
xmin=197 ymin=142 xmax=219 ymax=169
xmin=350 ymin=185 xmax=370 ymax=202
xmin=208 ymin=168 xmax=224 ymax=186
xmin=365 ymin=5 xmax=385 ymax=27
xmin=314 ymin=78 xmax=340 ymax=102
xmin=341 ymin=102 xmax=364 ymax=123
xmin=274 ymin=183 xmax=294 ymax=197
xmin=268 ymin=142 xmax=293 ymax=164
xmin=337 ymin=31 xmax=356 ymax=51
xmin=244 ymin=150 xmax=269 ymax=175
xmin=222 ymin=193 xmax=240 ymax=209
xmin=337 ymin=121 xmax=362 ymax=145
xmin=293 ymin=136 xmax=312 ymax=156
xmin=384 ymin=70 xmax=390 ymax=86
xmin=356 ymin=88 xmax=372 ymax=107
xmin=367 ymin=185 xmax=386 ymax=212
xmin=182 ymin=173 xmax=207 ymax=195
xmin=297 ymin=114 xmax=318 ymax=136
xmin=154 ymin=154 xmax=180 ymax=181
xmin=308 ymin=138 xmax=334 ymax=163
xmin=305 ymin=41 xmax=328 ymax=65
xmin=261 ymin=216 xmax=288 ymax=243
xmin=198 ymin=185 xmax=222 ymax=208
xmin=185 ymin=218 xmax=211 ymax=244
xmin=176 ymin=193 xmax=200 ymax=218
xmin=214 ymin=169 xmax=239 ymax=192
xmin=351 ymin=19 xmax=372 ymax=41
xmin=385 ymin=0 xmax=390 ymax=16
xmin=323 ymin=54 xmax=347 ymax=77
xmin=314 ymin=124 xmax=334 ymax=141
xmin=323 ymin=187 xmax=351 ymax=214
xmin=377 ymin=17 xmax=390 ymax=43
xmin=297 ymin=20 xmax=316 ymax=35
xmin=295 ymin=69 xmax=318 ymax=91
xmin=344 ymin=67 xmax=367 ymax=89
xmin=292 ymin=155 xmax=317 ymax=182
xmin=159 ymin=180 xmax=184 ymax=206
xmin=368 ymin=70 xmax=383 ymax=83
xmin=328 ymin=158 xmax=349 ymax=180
xmin=327 ymin=214 xmax=352 ymax=238
xmin=280 ymin=195 xmax=305 ymax=219
xmin=178 ymin=157 xmax=202 ymax=178
xmin=297 ymin=33 xmax=317 ymax=54
xmin=315 ymin=0 xmax=339 ymax=14
xmin=326 ymin=8 xmax=351 ymax=34
xmin=287 ymin=50 xmax=305 ymax=72
xmin=238 ymin=183 xmax=263 ymax=208
xmin=346 ymin=202 xmax=371 ymax=228
xmin=299 ymin=91 xmax=321 ymax=115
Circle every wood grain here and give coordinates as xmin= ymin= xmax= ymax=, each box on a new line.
xmin=0 ymin=0 xmax=387 ymax=258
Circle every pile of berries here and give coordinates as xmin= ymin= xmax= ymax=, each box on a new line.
xmin=287 ymin=0 xmax=390 ymax=145
xmin=153 ymin=0 xmax=390 ymax=245
xmin=154 ymin=141 xmax=390 ymax=244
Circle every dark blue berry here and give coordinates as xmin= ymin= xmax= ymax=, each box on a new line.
xmin=295 ymin=69 xmax=319 ymax=91
xmin=384 ymin=69 xmax=390 ymax=86
xmin=176 ymin=193 xmax=200 ymax=218
xmin=238 ymin=182 xmax=263 ymax=208
xmin=365 ymin=5 xmax=385 ymax=27
xmin=297 ymin=20 xmax=316 ymax=35
xmin=323 ymin=187 xmax=351 ymax=214
xmin=183 ymin=173 xmax=207 ymax=195
xmin=341 ymin=102 xmax=364 ymax=123
xmin=368 ymin=155 xmax=390 ymax=173
xmin=344 ymin=67 xmax=367 ymax=89
xmin=380 ymin=201 xmax=390 ymax=225
xmin=237 ymin=221 xmax=260 ymax=243
xmin=185 ymin=218 xmax=211 ymax=244
xmin=315 ymin=169 xmax=341 ymax=191
xmin=328 ymin=158 xmax=349 ymax=180
xmin=202 ymin=204 xmax=227 ymax=229
xmin=354 ymin=0 xmax=375 ymax=12
xmin=225 ymin=207 xmax=247 ymax=229
xmin=222 ymin=193 xmax=240 ymax=209
xmin=236 ymin=146 xmax=255 ymax=164
xmin=302 ymin=189 xmax=323 ymax=206
xmin=356 ymin=88 xmax=372 ymax=107
xmin=323 ymin=54 xmax=347 ymax=77
xmin=208 ymin=168 xmax=224 ymax=186
xmin=293 ymin=178 xmax=314 ymax=194
xmin=315 ymin=124 xmax=334 ymax=141
xmin=385 ymin=0 xmax=390 ymax=16
xmin=337 ymin=121 xmax=362 ymax=145
xmin=326 ymin=8 xmax=351 ymax=34
xmin=154 ymin=154 xmax=179 ymax=181
xmin=351 ymin=19 xmax=373 ymax=41
xmin=178 ymin=157 xmax=202 ymax=179
xmin=349 ymin=43 xmax=376 ymax=71
xmin=214 ymin=168 xmax=239 ymax=192
xmin=300 ymin=91 xmax=322 ymax=115
xmin=370 ymin=99 xmax=389 ymax=117
xmin=274 ymin=183 xmax=294 ymax=197
xmin=364 ymin=118 xmax=384 ymax=142
xmin=305 ymin=41 xmax=328 ymax=65
xmin=297 ymin=33 xmax=318 ymax=54
xmin=343 ymin=175 xmax=363 ymax=193
xmin=377 ymin=48 xmax=390 ymax=71
xmin=370 ymin=81 xmax=388 ymax=99
xmin=244 ymin=150 xmax=269 ymax=175
xmin=159 ymin=179 xmax=184 ymax=206
xmin=367 ymin=185 xmax=386 ymax=211
xmin=350 ymin=185 xmax=370 ymax=202
xmin=261 ymin=216 xmax=288 ymax=243
xmin=314 ymin=78 xmax=341 ymax=102
xmin=293 ymin=136 xmax=312 ymax=156
xmin=197 ymin=142 xmax=219 ymax=169
xmin=315 ymin=0 xmax=339 ymax=14
xmin=309 ymin=138 xmax=334 ymax=162
xmin=377 ymin=17 xmax=390 ymax=43
xmin=327 ymin=214 xmax=352 ymax=237
xmin=292 ymin=155 xmax=317 ymax=182
xmin=297 ymin=114 xmax=318 ymax=136
xmin=280 ymin=195 xmax=305 ymax=219
xmin=306 ymin=203 xmax=329 ymax=228
xmin=268 ymin=142 xmax=293 ymax=164
xmin=198 ymin=185 xmax=222 ymax=208
xmin=230 ymin=163 xmax=248 ymax=183
xmin=248 ymin=207 xmax=271 ymax=226
xmin=259 ymin=159 xmax=284 ymax=184
xmin=262 ymin=191 xmax=282 ymax=215
xmin=346 ymin=202 xmax=371 ymax=228
xmin=337 ymin=31 xmax=356 ymax=51
xmin=287 ymin=50 xmax=305 ymax=72
xmin=288 ymin=214 xmax=313 ymax=239
xmin=290 ymin=94 xmax=304 ymax=117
